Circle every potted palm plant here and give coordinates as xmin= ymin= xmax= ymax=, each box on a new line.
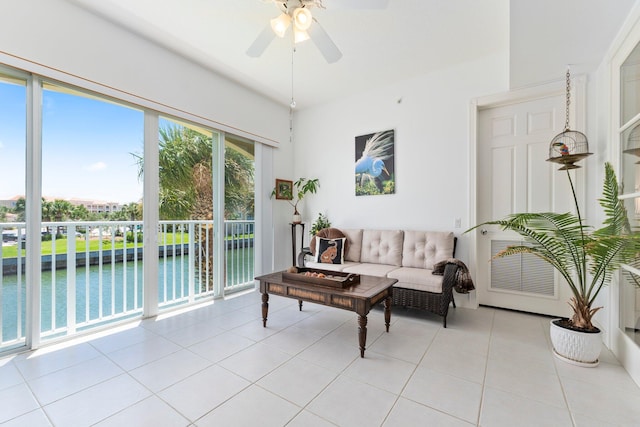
xmin=271 ymin=177 xmax=320 ymax=223
xmin=471 ymin=162 xmax=640 ymax=366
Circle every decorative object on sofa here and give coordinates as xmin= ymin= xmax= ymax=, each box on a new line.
xmin=355 ymin=129 xmax=395 ymax=196
xmin=271 ymin=177 xmax=320 ymax=223
xmin=309 ymin=227 xmax=349 ymax=259
xmin=470 ymin=162 xmax=640 ymax=366
xmin=433 ymin=258 xmax=475 ymax=294
xmin=310 ymin=212 xmax=331 ymax=236
xmin=546 ymin=66 xmax=592 ymax=170
xmin=315 ymin=237 xmax=346 ymax=264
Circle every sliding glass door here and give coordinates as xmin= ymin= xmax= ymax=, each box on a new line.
xmin=0 ymin=71 xmax=27 ymax=352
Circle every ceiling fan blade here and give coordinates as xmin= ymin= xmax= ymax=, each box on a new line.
xmin=321 ymin=0 xmax=388 ymax=9
xmin=307 ymin=19 xmax=342 ymax=63
xmin=246 ymin=23 xmax=276 ymax=58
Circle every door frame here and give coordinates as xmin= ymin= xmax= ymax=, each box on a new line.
xmin=468 ymin=76 xmax=587 ymax=310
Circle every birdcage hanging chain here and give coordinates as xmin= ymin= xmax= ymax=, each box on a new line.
xmin=564 ymin=66 xmax=571 ymax=131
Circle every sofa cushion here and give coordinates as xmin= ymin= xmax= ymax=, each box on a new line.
xmin=402 ymin=231 xmax=455 ymax=269
xmin=360 ymin=229 xmax=403 ymax=266
xmin=305 ymin=260 xmax=358 ymax=272
xmin=387 ymin=267 xmax=444 ymax=294
xmin=314 ymin=237 xmax=346 ymax=264
xmin=342 ymin=263 xmax=400 ymax=277
xmin=341 ymin=229 xmax=363 ymax=262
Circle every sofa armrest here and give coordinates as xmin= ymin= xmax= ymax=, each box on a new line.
xmin=442 ymin=263 xmax=458 ymax=294
xmin=297 ymin=246 xmax=313 ymax=267
xmin=438 ymin=262 xmax=459 ymax=313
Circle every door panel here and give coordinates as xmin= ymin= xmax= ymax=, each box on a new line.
xmin=477 ymin=95 xmax=577 ymax=317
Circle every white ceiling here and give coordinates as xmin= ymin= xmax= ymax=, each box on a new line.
xmin=70 ymin=0 xmax=634 ymax=110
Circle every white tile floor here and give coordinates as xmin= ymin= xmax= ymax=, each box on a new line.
xmin=1 ymin=290 xmax=640 ymax=426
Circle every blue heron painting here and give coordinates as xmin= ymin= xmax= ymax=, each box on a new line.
xmin=355 ymin=129 xmax=395 ymax=196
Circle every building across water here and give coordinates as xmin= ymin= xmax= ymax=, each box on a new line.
xmin=0 ymin=195 xmax=123 ymax=214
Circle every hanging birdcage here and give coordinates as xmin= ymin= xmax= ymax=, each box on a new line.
xmin=547 ymin=67 xmax=592 ymax=170
xmin=624 ymin=122 xmax=640 ymax=161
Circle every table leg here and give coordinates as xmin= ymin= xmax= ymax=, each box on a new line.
xmin=384 ymin=295 xmax=391 ymax=332
xmin=262 ymin=292 xmax=269 ymax=327
xmin=358 ymin=314 xmax=368 ymax=358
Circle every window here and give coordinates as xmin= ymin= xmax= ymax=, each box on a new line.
xmin=0 ymin=63 xmax=258 ymax=353
xmin=619 ymin=41 xmax=640 ymax=348
xmin=40 ymin=83 xmax=144 ymax=337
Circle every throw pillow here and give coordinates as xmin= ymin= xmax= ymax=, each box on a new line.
xmin=310 ymin=227 xmax=349 ymax=256
xmin=314 ymin=237 xmax=346 ymax=264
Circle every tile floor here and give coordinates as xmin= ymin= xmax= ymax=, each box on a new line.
xmin=1 ymin=290 xmax=640 ymax=426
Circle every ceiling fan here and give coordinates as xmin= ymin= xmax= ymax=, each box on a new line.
xmin=246 ymin=0 xmax=388 ymax=64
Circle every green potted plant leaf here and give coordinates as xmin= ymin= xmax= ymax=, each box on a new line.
xmin=310 ymin=212 xmax=331 ymax=236
xmin=271 ymin=178 xmax=320 ymax=223
xmin=469 ymin=162 xmax=640 ymax=366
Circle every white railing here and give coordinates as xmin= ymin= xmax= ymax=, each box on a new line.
xmin=0 ymin=219 xmax=255 ymax=351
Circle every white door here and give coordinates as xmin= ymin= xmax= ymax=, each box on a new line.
xmin=476 ymin=94 xmax=582 ymax=317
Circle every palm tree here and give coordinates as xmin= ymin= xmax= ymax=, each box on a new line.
xmin=14 ymin=197 xmax=25 ymax=221
xmin=70 ymin=204 xmax=90 ymax=221
xmin=225 ymin=146 xmax=254 ymax=219
xmin=50 ymin=199 xmax=74 ymax=236
xmin=133 ymin=125 xmax=256 ymax=290
xmin=133 ymin=128 xmax=254 ymax=220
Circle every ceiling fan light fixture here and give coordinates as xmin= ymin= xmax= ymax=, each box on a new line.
xmin=292 ymin=7 xmax=312 ymax=31
xmin=293 ymin=27 xmax=310 ymax=43
xmin=270 ymin=13 xmax=291 ymax=38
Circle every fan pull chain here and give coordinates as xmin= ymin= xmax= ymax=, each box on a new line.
xmin=289 ymin=45 xmax=296 ymax=143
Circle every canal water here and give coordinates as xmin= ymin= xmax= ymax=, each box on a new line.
xmin=2 ymin=248 xmax=254 ymax=342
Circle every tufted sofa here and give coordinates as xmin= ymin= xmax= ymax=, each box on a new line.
xmin=301 ymin=228 xmax=461 ymax=327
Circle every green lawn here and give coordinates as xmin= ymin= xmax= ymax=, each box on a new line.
xmin=1 ymin=232 xmax=253 ymax=258
xmin=2 ymin=233 xmax=189 ymax=258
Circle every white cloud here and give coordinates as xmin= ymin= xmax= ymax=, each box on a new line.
xmin=0 ymin=141 xmax=4 ymax=149
xmin=84 ymin=161 xmax=107 ymax=172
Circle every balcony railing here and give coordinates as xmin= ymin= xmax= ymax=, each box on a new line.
xmin=0 ymin=219 xmax=255 ymax=351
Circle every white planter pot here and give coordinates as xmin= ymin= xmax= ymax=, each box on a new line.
xmin=292 ymin=214 xmax=302 ymax=224
xmin=549 ymin=319 xmax=602 ymax=367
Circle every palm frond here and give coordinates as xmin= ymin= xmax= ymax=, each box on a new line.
xmin=596 ymin=162 xmax=631 ymax=236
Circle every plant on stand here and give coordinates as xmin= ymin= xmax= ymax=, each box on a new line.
xmin=310 ymin=212 xmax=331 ymax=236
xmin=470 ymin=162 xmax=640 ymax=366
xmin=271 ymin=178 xmax=320 ymax=223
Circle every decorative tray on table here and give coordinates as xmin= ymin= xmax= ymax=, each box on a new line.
xmin=282 ymin=267 xmax=360 ymax=288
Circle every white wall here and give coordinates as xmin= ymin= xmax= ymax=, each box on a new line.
xmin=284 ymin=52 xmax=509 ymax=288
xmin=0 ymin=0 xmax=289 ymax=146
xmin=509 ymin=0 xmax=635 ymax=89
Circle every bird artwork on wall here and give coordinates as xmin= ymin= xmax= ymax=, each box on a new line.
xmin=354 ymin=129 xmax=395 ymax=196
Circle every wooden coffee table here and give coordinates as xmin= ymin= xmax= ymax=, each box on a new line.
xmin=255 ymin=270 xmax=397 ymax=357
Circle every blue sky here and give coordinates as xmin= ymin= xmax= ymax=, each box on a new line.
xmin=0 ymin=81 xmax=145 ymax=204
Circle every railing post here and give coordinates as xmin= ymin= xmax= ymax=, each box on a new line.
xmin=67 ymin=224 xmax=76 ymax=335
xmin=143 ymin=112 xmax=159 ymax=318
xmin=188 ymin=222 xmax=195 ymax=303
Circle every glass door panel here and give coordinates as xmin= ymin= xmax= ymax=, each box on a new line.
xmin=0 ymin=73 xmax=27 ymax=352
xmin=157 ymin=117 xmax=215 ymax=305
